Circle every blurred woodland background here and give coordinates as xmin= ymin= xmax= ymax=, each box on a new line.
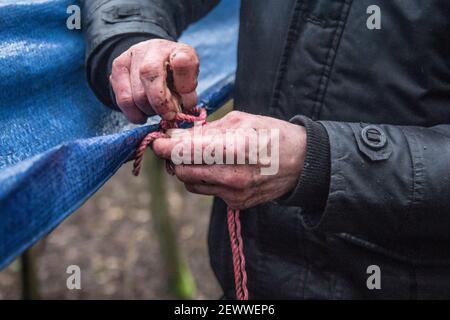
xmin=0 ymin=106 xmax=234 ymax=300
xmin=0 ymin=159 xmax=221 ymax=299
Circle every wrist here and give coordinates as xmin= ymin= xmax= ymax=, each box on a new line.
xmin=285 ymin=122 xmax=307 ymax=187
xmin=278 ymin=116 xmax=331 ymax=221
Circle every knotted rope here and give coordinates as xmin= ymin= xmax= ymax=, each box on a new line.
xmin=132 ymin=107 xmax=249 ymax=300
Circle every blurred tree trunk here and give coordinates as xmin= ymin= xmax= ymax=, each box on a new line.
xmin=144 ymin=153 xmax=196 ymax=299
xmin=20 ymin=246 xmax=41 ymax=300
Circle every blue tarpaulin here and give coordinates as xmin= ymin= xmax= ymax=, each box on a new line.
xmin=0 ymin=0 xmax=239 ymax=269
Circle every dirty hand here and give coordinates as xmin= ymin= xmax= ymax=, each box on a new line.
xmin=110 ymin=39 xmax=200 ymax=123
xmin=153 ymin=111 xmax=307 ymax=209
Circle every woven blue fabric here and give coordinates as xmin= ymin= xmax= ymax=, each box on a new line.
xmin=0 ymin=0 xmax=239 ymax=269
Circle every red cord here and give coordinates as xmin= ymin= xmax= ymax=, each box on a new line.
xmin=132 ymin=108 xmax=207 ymax=177
xmin=132 ymin=107 xmax=249 ymax=300
xmin=227 ymin=207 xmax=249 ymax=300
xmin=132 ymin=131 xmax=168 ymax=176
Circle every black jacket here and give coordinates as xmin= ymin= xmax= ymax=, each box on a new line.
xmin=81 ymin=0 xmax=450 ymax=299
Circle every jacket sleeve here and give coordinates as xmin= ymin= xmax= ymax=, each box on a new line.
xmin=282 ymin=116 xmax=450 ymax=240
xmin=80 ymin=0 xmax=220 ymax=64
xmin=79 ymin=0 xmax=220 ymax=106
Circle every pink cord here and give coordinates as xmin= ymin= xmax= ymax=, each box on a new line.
xmin=227 ymin=207 xmax=249 ymax=300
xmin=133 ymin=107 xmax=249 ymax=300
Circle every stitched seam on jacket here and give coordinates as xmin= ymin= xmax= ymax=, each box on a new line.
xmin=400 ymin=127 xmax=417 ymax=213
xmin=301 ymin=12 xmax=327 ymax=27
xmin=385 ymin=126 xmax=416 ymax=263
xmin=312 ymin=0 xmax=353 ymax=120
xmin=401 ymin=127 xmax=426 ymax=262
xmin=268 ymin=0 xmax=305 ymax=115
xmin=407 ymin=130 xmax=426 ymax=209
xmin=92 ymin=0 xmax=111 ymax=13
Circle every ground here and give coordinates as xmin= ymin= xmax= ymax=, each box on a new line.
xmin=0 ymin=161 xmax=221 ymax=299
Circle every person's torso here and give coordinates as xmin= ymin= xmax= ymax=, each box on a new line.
xmin=209 ymin=0 xmax=450 ymax=299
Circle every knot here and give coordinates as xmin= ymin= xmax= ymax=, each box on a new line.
xmin=132 ymin=107 xmax=207 ymax=177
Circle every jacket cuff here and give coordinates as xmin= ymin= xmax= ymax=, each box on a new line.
xmin=278 ymin=116 xmax=331 ymax=228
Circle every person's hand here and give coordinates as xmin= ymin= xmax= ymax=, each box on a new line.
xmin=110 ymin=39 xmax=200 ymax=123
xmin=153 ymin=111 xmax=307 ymax=209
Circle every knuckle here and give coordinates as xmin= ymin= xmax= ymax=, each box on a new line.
xmin=152 ymin=139 xmax=169 ymax=157
xmin=173 ymin=46 xmax=199 ymax=67
xmin=111 ymin=59 xmax=121 ymax=70
xmin=225 ymin=111 xmax=243 ymax=123
xmin=178 ymin=44 xmax=197 ymax=54
xmin=116 ymin=93 xmax=134 ymax=108
xmin=139 ymin=63 xmax=162 ymax=80
xmin=112 ymin=56 xmax=127 ymax=71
